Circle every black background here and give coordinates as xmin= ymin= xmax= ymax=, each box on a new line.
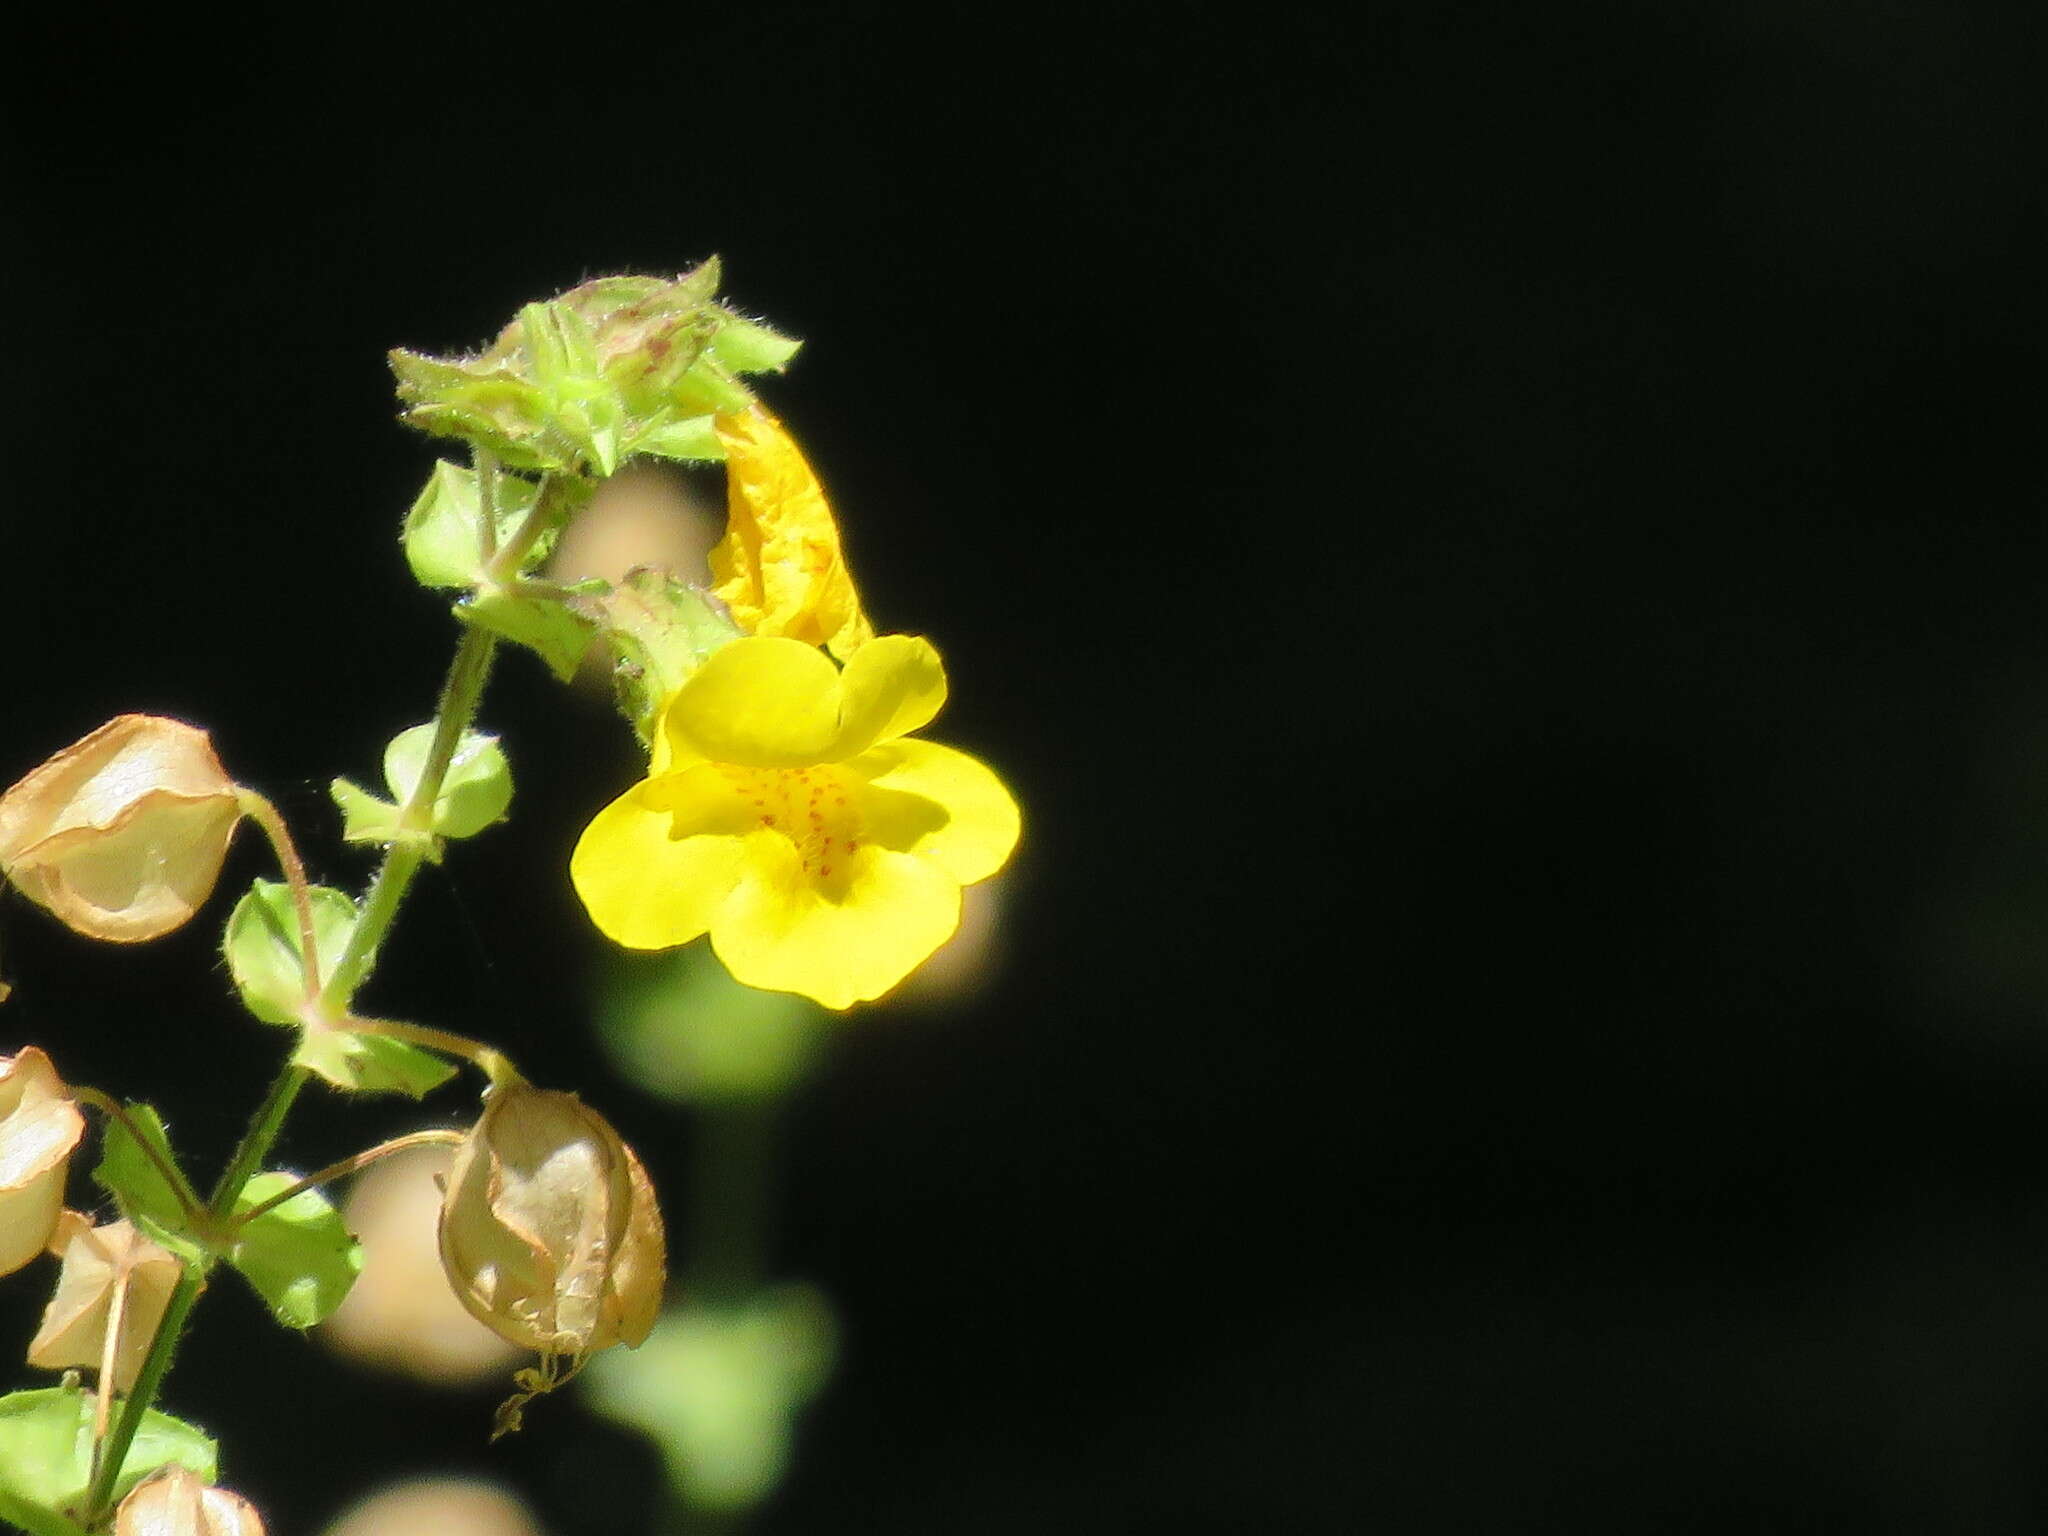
xmin=11 ymin=4 xmax=2048 ymax=1531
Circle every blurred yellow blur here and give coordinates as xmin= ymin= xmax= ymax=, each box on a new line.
xmin=317 ymin=1146 xmax=520 ymax=1385
xmin=317 ymin=1477 xmax=544 ymax=1536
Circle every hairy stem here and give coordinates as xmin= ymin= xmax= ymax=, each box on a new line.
xmin=71 ymin=1089 xmax=205 ymax=1224
xmin=83 ymin=1264 xmax=204 ymax=1525
xmin=229 ymin=1129 xmax=466 ymax=1228
xmin=345 ymin=1015 xmax=520 ymax=1085
xmin=87 ymin=453 xmax=560 ymax=1514
xmin=208 ymin=1058 xmax=310 ymax=1215
xmin=318 ymin=622 xmax=498 ymax=1014
xmin=235 ymin=787 xmax=322 ymax=1001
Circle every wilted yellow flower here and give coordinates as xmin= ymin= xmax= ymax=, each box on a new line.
xmin=571 ymin=635 xmax=1019 ymax=1009
xmin=0 ymin=1048 xmax=84 ymax=1277
xmin=438 ymin=1083 xmax=664 ymax=1362
xmin=0 ymin=715 xmax=242 ymax=942
xmin=28 ymin=1213 xmax=183 ymax=1391
xmin=709 ymin=409 xmax=873 ymax=660
xmin=114 ymin=1466 xmax=265 ymax=1536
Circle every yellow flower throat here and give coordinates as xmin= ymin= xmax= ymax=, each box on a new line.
xmin=717 ymin=764 xmax=863 ymax=881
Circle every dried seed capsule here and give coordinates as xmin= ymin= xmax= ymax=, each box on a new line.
xmin=0 ymin=1048 xmax=83 ymax=1277
xmin=28 ymin=1214 xmax=182 ymax=1391
xmin=0 ymin=715 xmax=242 ymax=942
xmin=114 ymin=1465 xmax=265 ymax=1536
xmin=437 ymin=1083 xmax=664 ymax=1360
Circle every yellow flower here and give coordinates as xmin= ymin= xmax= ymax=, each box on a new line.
xmin=708 ymin=409 xmax=873 ymax=660
xmin=571 ymin=635 xmax=1018 ymax=1009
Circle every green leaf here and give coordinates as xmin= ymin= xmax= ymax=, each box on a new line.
xmin=227 ymin=1172 xmax=363 ymax=1329
xmin=708 ymin=312 xmax=801 ymax=374
xmin=91 ymin=1102 xmax=191 ymax=1239
xmin=574 ymin=570 xmax=742 ymax=744
xmin=454 ymin=589 xmax=596 ymax=682
xmin=291 ymin=1026 xmax=457 ymax=1098
xmin=0 ymin=1386 xmax=215 ymax=1533
xmin=329 ymin=776 xmax=409 ymax=846
xmin=382 ymin=725 xmax=512 ymax=840
xmin=669 ymin=356 xmax=755 ymax=418
xmin=223 ymin=880 xmax=358 ymax=1025
xmin=629 ymin=413 xmax=724 ymax=464
xmin=402 ymin=460 xmax=541 ymax=589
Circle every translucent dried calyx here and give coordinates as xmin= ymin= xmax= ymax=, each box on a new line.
xmin=0 ymin=1048 xmax=84 ymax=1276
xmin=114 ymin=1465 xmax=265 ymax=1536
xmin=438 ymin=1083 xmax=664 ymax=1363
xmin=0 ymin=715 xmax=242 ymax=941
xmin=28 ymin=1213 xmax=183 ymax=1391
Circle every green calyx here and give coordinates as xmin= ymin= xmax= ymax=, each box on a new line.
xmin=389 ymin=259 xmax=801 ymax=476
xmin=331 ymin=723 xmax=513 ymax=848
xmin=0 ymin=1386 xmax=215 ymax=1535
xmin=221 ymin=880 xmax=456 ymax=1097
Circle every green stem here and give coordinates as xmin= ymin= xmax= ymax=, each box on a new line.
xmin=208 ymin=1058 xmax=310 ymax=1214
xmin=84 ymin=455 xmax=563 ymax=1516
xmin=83 ymin=1265 xmax=205 ymax=1524
xmin=344 ymin=1015 xmax=520 ymax=1085
xmin=318 ymin=464 xmax=564 ymax=1017
xmin=318 ymin=623 xmax=497 ymax=1013
xmin=71 ymin=1089 xmax=205 ymax=1225
xmin=483 ymin=471 xmax=568 ymax=586
xmin=234 ymin=787 xmax=322 ymax=1002
xmin=229 ymin=1129 xmax=466 ymax=1228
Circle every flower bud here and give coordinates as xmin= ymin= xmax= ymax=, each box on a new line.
xmin=115 ymin=1466 xmax=265 ymax=1536
xmin=28 ymin=1213 xmax=182 ymax=1391
xmin=0 ymin=1048 xmax=84 ymax=1277
xmin=0 ymin=715 xmax=242 ymax=942
xmin=438 ymin=1083 xmax=664 ymax=1360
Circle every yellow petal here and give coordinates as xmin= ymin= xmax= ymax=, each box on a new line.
xmin=663 ymin=637 xmax=843 ymax=768
xmin=570 ymin=777 xmax=749 ymax=950
xmin=709 ymin=409 xmax=873 ymax=660
xmin=831 ymin=635 xmax=947 ymax=758
xmin=854 ymin=740 xmax=1021 ymax=887
xmin=711 ymin=836 xmax=961 ymax=1010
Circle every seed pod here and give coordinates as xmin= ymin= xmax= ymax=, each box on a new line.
xmin=0 ymin=715 xmax=242 ymax=942
xmin=114 ymin=1466 xmax=265 ymax=1536
xmin=28 ymin=1214 xmax=182 ymax=1391
xmin=0 ymin=1048 xmax=83 ymax=1277
xmin=438 ymin=1083 xmax=664 ymax=1360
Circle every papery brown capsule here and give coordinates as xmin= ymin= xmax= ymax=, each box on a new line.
xmin=437 ymin=1083 xmax=664 ymax=1361
xmin=28 ymin=1213 xmax=182 ymax=1391
xmin=0 ymin=715 xmax=242 ymax=942
xmin=0 ymin=1048 xmax=84 ymax=1277
xmin=114 ymin=1465 xmax=265 ymax=1536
